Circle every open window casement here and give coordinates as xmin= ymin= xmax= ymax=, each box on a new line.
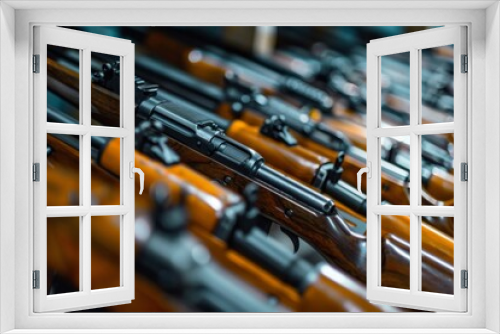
xmin=33 ymin=26 xmax=139 ymax=312
xmin=364 ymin=26 xmax=467 ymax=312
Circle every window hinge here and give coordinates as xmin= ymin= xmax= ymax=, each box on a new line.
xmin=461 ymin=162 xmax=468 ymax=181
xmin=33 ymin=54 xmax=40 ymax=73
xmin=461 ymin=54 xmax=468 ymax=73
xmin=33 ymin=163 xmax=40 ymax=182
xmin=461 ymin=270 xmax=468 ymax=289
xmin=33 ymin=270 xmax=40 ymax=289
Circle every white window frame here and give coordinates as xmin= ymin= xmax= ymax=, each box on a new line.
xmin=33 ymin=26 xmax=136 ymax=313
xmin=365 ymin=26 xmax=467 ymax=312
xmin=0 ymin=2 xmax=498 ymax=333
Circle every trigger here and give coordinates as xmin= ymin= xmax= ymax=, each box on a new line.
xmin=280 ymin=226 xmax=300 ymax=253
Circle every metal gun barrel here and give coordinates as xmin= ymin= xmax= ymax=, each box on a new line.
xmin=139 ymin=98 xmax=335 ymax=215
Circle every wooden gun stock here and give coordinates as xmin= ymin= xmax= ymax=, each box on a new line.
xmin=46 ymin=143 xmax=180 ymax=312
xmin=166 ymin=138 xmax=453 ymax=293
xmin=196 ymin=228 xmax=392 ymax=312
xmin=145 ymin=31 xmax=228 ymax=87
xmin=47 ymin=138 xmax=289 ymax=312
xmin=101 ymin=137 xmax=241 ymax=232
xmin=167 ymin=138 xmax=367 ymax=280
xmin=226 ymin=120 xmax=330 ymax=185
xmin=47 ymin=58 xmax=120 ymax=125
xmin=224 ymin=119 xmax=454 ymax=265
xmin=216 ymin=104 xmax=412 ymax=206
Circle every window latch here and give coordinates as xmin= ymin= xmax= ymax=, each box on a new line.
xmin=357 ymin=162 xmax=371 ymax=194
xmin=130 ymin=162 xmax=144 ymax=195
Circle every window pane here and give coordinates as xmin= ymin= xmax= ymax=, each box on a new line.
xmin=91 ymin=216 xmax=121 ymax=290
xmin=47 ymin=45 xmax=80 ymax=124
xmin=91 ymin=137 xmax=121 ymax=206
xmin=380 ymin=136 xmax=410 ymax=204
xmin=91 ymin=52 xmax=121 ymax=127
xmin=423 ymin=216 xmax=454 ymax=238
xmin=380 ymin=52 xmax=410 ymax=127
xmin=380 ymin=215 xmax=410 ymax=290
xmin=421 ymin=216 xmax=454 ymax=295
xmin=47 ymin=217 xmax=80 ymax=295
xmin=421 ymin=45 xmax=454 ymax=124
xmin=421 ymin=134 xmax=454 ymax=206
xmin=47 ymin=134 xmax=80 ymax=206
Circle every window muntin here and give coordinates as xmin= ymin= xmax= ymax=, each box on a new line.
xmin=34 ymin=26 xmax=135 ymax=313
xmin=366 ymin=26 xmax=467 ymax=312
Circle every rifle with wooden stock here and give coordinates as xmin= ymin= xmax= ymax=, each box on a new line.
xmin=126 ymin=121 xmax=395 ymax=312
xmin=134 ymin=75 xmax=453 ymax=236
xmin=139 ymin=28 xmax=455 ymax=182
xmin=134 ymin=81 xmax=453 ymax=294
xmin=273 ymin=32 xmax=455 ymax=168
xmin=48 ymin=103 xmax=391 ymax=312
xmin=147 ymin=26 xmax=455 ymax=158
xmin=46 ymin=146 xmax=282 ymax=312
xmin=46 ymin=137 xmax=181 ymax=311
xmin=47 ymin=131 xmax=286 ymax=312
xmin=47 ymin=53 xmax=454 ymax=293
xmin=128 ymin=27 xmax=334 ymax=114
xmin=47 ymin=45 xmax=454 ymax=205
xmin=128 ymin=55 xmax=453 ymax=205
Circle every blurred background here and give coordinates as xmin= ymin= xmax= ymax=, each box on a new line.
xmin=45 ymin=26 xmax=455 ymax=312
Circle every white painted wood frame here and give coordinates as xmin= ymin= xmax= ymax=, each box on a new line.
xmin=366 ymin=26 xmax=467 ymax=312
xmin=0 ymin=2 xmax=496 ymax=333
xmin=32 ymin=26 xmax=135 ymax=313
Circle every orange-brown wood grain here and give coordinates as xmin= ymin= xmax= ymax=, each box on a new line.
xmin=296 ymin=136 xmax=411 ymax=206
xmin=47 ymin=58 xmax=120 ymax=126
xmin=167 ymin=138 xmax=368 ymax=282
xmin=215 ymin=104 xmax=412 ymax=207
xmin=336 ymin=202 xmax=453 ymax=263
xmin=193 ymin=226 xmax=388 ymax=312
xmin=227 ymin=120 xmax=330 ymax=185
xmin=144 ymin=31 xmax=228 ymax=87
xmin=299 ymin=274 xmax=381 ymax=312
xmin=191 ymin=227 xmax=301 ymax=310
xmin=167 ymin=138 xmax=454 ymax=294
xmin=322 ymin=117 xmax=367 ymax=151
xmin=47 ymin=215 xmax=182 ymax=312
xmin=426 ymin=169 xmax=455 ymax=202
xmin=99 ymin=138 xmax=241 ymax=233
xmin=46 ymin=149 xmax=180 ymax=311
xmin=381 ymin=233 xmax=453 ymax=294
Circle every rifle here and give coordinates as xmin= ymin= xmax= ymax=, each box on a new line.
xmin=230 ymin=29 xmax=456 ymax=167
xmin=139 ymin=185 xmax=286 ymax=312
xmin=46 ymin=137 xmax=187 ymax=312
xmin=127 ymin=55 xmax=453 ymax=204
xmin=48 ymin=104 xmax=391 ymax=312
xmin=135 ymin=92 xmax=454 ymax=293
xmin=47 ymin=132 xmax=284 ymax=312
xmin=132 ymin=27 xmax=334 ymax=114
xmin=165 ymin=137 xmax=453 ymax=294
xmin=47 ymin=155 xmax=282 ymax=312
xmin=46 ymin=57 xmax=369 ymax=285
xmin=142 ymin=27 xmax=453 ymax=149
xmin=47 ymin=46 xmax=453 ymax=205
xmin=47 ymin=53 xmax=454 ymax=292
xmin=143 ymin=81 xmax=453 ymax=236
xmin=114 ymin=61 xmax=455 ymax=291
xmin=53 ymin=42 xmax=454 ymax=225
